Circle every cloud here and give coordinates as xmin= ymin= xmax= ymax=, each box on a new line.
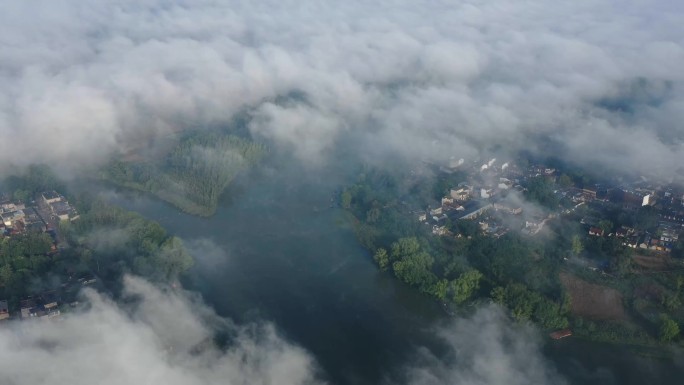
xmin=1 ymin=0 xmax=683 ymax=177
xmin=403 ymin=305 xmax=566 ymax=385
xmin=0 ymin=276 xmax=323 ymax=385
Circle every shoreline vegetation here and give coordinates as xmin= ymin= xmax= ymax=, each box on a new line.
xmin=101 ymin=130 xmax=266 ymax=216
xmin=339 ymin=165 xmax=684 ymax=353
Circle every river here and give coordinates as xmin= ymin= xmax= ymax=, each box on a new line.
xmin=101 ymin=159 xmax=684 ymax=385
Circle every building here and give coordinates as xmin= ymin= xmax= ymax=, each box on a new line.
xmin=454 ymin=202 xmax=493 ymax=220
xmin=41 ymin=191 xmax=62 ymax=205
xmin=589 ymin=227 xmax=605 ymax=237
xmin=450 ymin=187 xmax=470 ymax=202
xmin=0 ymin=300 xmax=9 ymax=320
xmin=1 ymin=210 xmax=25 ymax=227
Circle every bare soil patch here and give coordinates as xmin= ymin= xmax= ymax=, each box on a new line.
xmin=632 ymin=254 xmax=671 ymax=271
xmin=560 ymin=272 xmax=626 ymax=320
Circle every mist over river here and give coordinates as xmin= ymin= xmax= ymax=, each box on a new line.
xmin=99 ymin=158 xmax=684 ymax=385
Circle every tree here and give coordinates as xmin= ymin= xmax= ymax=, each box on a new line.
xmin=571 ymin=235 xmax=584 ymax=255
xmin=373 ymin=248 xmax=389 ymax=271
xmin=661 ymin=293 xmax=681 ymax=312
xmin=450 ymin=270 xmax=483 ymax=304
xmin=152 ymin=237 xmax=194 ymax=280
xmin=366 ymin=208 xmax=380 ymax=223
xmin=431 ymin=279 xmax=449 ymax=301
xmin=558 ymin=174 xmax=573 ymax=188
xmin=341 ymin=190 xmax=352 ymax=209
xmin=0 ymin=264 xmax=13 ymax=286
xmin=390 ymin=237 xmax=421 ymax=261
xmin=392 ymin=251 xmax=435 ymax=288
xmin=598 ymin=220 xmax=614 ymax=235
xmin=659 ymin=315 xmax=680 ymax=342
xmin=491 ymin=286 xmax=506 ymax=304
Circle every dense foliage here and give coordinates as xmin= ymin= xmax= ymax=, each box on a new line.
xmin=103 ymin=131 xmax=266 ymax=216
xmin=2 ymin=164 xmax=65 ymax=202
xmin=61 ymin=200 xmax=193 ymax=282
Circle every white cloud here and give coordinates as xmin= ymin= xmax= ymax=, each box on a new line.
xmin=1 ymin=0 xmax=682 ymax=175
xmin=404 ymin=305 xmax=566 ymax=385
xmin=0 ymin=276 xmax=323 ymax=385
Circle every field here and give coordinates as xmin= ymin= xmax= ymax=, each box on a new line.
xmin=560 ymin=272 xmax=626 ymax=321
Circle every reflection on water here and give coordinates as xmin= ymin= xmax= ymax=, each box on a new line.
xmin=98 ymin=163 xmax=683 ymax=385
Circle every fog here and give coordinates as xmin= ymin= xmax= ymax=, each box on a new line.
xmin=1 ymin=0 xmax=682 ymax=177
xmin=0 ymin=276 xmax=566 ymax=385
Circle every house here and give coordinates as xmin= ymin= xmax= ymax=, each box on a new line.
xmin=432 ymin=225 xmax=449 ymax=236
xmin=480 ymin=188 xmax=492 ymax=199
xmin=1 ymin=210 xmax=25 ymax=227
xmin=450 ymin=187 xmax=470 ymax=202
xmin=41 ymin=191 xmax=62 ymax=205
xmin=0 ymin=300 xmax=9 ymax=320
xmin=493 ymin=203 xmax=523 ymax=215
xmin=417 ymin=212 xmax=427 ymax=222
xmin=455 ymin=202 xmax=493 ymax=220
xmin=441 ymin=196 xmax=454 ymax=206
xmin=20 ymin=298 xmax=36 ymax=319
xmin=19 ymin=296 xmax=60 ymax=320
xmin=589 ymin=227 xmax=605 ymax=237
xmin=429 ymin=207 xmax=443 ymax=216
xmin=48 ymin=200 xmax=79 ymax=222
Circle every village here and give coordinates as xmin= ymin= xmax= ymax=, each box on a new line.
xmin=0 ymin=190 xmax=94 ymax=322
xmin=415 ymin=156 xmax=684 ymax=264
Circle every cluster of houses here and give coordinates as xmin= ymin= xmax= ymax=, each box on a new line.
xmin=1 ymin=191 xmax=81 ymax=323
xmin=419 ymin=156 xmax=684 ymax=258
xmin=577 ymin=182 xmax=684 ymax=256
xmin=0 ymin=191 xmax=78 ymax=237
xmin=418 ymin=158 xmax=528 ymax=238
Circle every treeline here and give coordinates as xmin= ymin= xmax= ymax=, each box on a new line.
xmin=103 ymin=131 xmax=266 ymax=216
xmin=60 ymin=200 xmax=194 ymax=283
xmin=342 ymin=168 xmax=570 ymax=330
xmin=2 ymin=164 xmax=65 ymax=201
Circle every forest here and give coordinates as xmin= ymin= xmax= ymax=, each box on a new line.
xmin=102 ymin=130 xmax=266 ymax=216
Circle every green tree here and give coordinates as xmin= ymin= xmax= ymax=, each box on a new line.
xmin=431 ymin=279 xmax=449 ymax=300
xmin=558 ymin=174 xmax=573 ymax=188
xmin=373 ymin=248 xmax=389 ymax=271
xmin=0 ymin=264 xmax=13 ymax=286
xmin=571 ymin=235 xmax=584 ymax=255
xmin=491 ymin=286 xmax=506 ymax=304
xmin=152 ymin=237 xmax=194 ymax=280
xmin=392 ymin=251 xmax=435 ymax=288
xmin=598 ymin=220 xmax=614 ymax=235
xmin=366 ymin=207 xmax=380 ymax=223
xmin=341 ymin=190 xmax=352 ymax=209
xmin=661 ymin=293 xmax=681 ymax=312
xmin=390 ymin=237 xmax=421 ymax=261
xmin=659 ymin=315 xmax=680 ymax=342
xmin=450 ymin=270 xmax=483 ymax=304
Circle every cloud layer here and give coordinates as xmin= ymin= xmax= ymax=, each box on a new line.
xmin=404 ymin=305 xmax=566 ymax=385
xmin=0 ymin=277 xmax=567 ymax=385
xmin=1 ymin=0 xmax=683 ymax=176
xmin=0 ymin=276 xmax=323 ymax=385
